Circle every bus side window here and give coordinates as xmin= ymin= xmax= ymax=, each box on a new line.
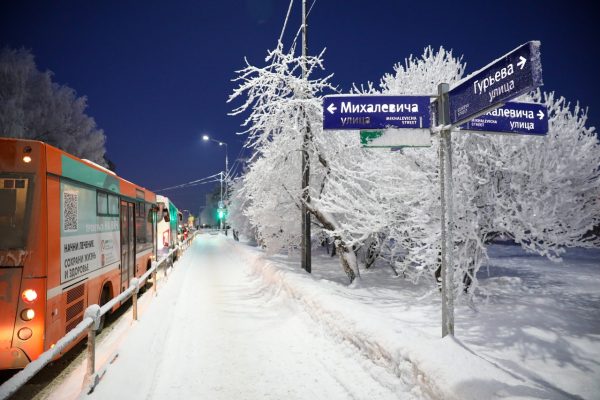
xmin=97 ymin=192 xmax=108 ymax=215
xmin=108 ymin=194 xmax=119 ymax=216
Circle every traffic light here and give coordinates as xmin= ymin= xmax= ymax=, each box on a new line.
xmin=217 ymin=208 xmax=226 ymax=220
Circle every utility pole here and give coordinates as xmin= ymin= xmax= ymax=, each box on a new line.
xmin=300 ymin=0 xmax=311 ymax=273
xmin=225 ymin=147 xmax=229 ymax=202
xmin=223 ymin=144 xmax=229 ymax=234
xmin=219 ymin=171 xmax=223 ymax=231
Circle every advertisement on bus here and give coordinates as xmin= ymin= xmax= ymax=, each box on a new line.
xmin=59 ymin=181 xmax=120 ymax=284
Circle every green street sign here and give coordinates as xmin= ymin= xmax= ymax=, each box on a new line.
xmin=360 ymin=129 xmax=431 ymax=148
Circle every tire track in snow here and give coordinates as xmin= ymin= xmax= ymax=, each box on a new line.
xmin=229 ymin=240 xmax=425 ymax=399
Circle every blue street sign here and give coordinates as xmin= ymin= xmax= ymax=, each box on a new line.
xmin=460 ymin=102 xmax=548 ymax=135
xmin=448 ymin=41 xmax=543 ymax=126
xmin=323 ymin=95 xmax=431 ymax=130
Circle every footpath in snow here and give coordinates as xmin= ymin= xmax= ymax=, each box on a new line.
xmin=74 ymin=233 xmax=598 ymax=400
xmin=86 ymin=234 xmax=411 ymax=400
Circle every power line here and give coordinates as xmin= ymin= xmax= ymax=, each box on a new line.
xmin=153 ymin=173 xmax=222 ymax=192
xmin=279 ymin=0 xmax=295 ymax=44
xmin=226 ymin=142 xmax=249 ymax=180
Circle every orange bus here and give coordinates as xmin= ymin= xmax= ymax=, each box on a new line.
xmin=0 ymin=138 xmax=156 ymax=369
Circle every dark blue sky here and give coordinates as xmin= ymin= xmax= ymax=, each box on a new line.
xmin=2 ymin=1 xmax=598 ymax=214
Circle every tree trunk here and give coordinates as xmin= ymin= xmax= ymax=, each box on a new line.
xmin=364 ymin=237 xmax=381 ymax=269
xmin=303 ymin=203 xmax=357 ymax=283
xmin=335 ymin=241 xmax=357 ymax=283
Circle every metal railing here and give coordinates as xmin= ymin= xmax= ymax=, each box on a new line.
xmin=0 ymin=232 xmax=198 ymax=400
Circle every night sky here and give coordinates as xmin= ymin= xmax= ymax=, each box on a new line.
xmin=1 ymin=0 xmax=598 ymax=215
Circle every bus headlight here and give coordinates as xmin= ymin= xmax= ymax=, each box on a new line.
xmin=22 ymin=289 xmax=38 ymax=303
xmin=21 ymin=309 xmax=35 ymax=321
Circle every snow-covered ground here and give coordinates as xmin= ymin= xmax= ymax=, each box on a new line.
xmin=454 ymin=245 xmax=600 ymax=399
xmin=86 ymin=234 xmax=412 ymax=400
xmin=44 ymin=234 xmax=599 ymax=399
xmin=238 ymin=240 xmax=600 ymax=399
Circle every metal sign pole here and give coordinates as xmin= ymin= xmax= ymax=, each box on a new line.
xmin=437 ymin=83 xmax=455 ymax=337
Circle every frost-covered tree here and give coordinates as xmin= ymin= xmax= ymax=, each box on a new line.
xmin=332 ymin=47 xmax=467 ymax=287
xmin=229 ymin=43 xmax=329 ymax=253
xmin=470 ymin=90 xmax=600 ymax=257
xmin=0 ymin=47 xmax=107 ymax=165
xmin=373 ymin=47 xmax=600 ymax=296
xmin=229 ymin=42 xmax=373 ymax=281
xmin=241 ymin=131 xmax=303 ymax=252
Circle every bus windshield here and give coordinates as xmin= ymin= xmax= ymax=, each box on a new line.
xmin=0 ymin=174 xmax=34 ymax=250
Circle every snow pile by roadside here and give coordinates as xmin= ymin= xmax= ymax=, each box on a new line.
xmin=232 ymin=242 xmax=568 ymax=400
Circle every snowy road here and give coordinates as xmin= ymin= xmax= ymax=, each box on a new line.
xmin=88 ymin=235 xmax=406 ymax=400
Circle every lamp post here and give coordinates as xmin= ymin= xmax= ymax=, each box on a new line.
xmin=202 ymin=135 xmax=229 ymax=232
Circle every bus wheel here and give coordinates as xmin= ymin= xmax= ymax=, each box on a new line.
xmin=97 ymin=286 xmax=110 ymax=333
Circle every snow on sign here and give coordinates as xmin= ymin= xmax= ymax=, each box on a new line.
xmin=360 ymin=129 xmax=431 ymax=148
xmin=322 ymin=95 xmax=431 ymax=130
xmin=448 ymin=41 xmax=543 ymax=126
xmin=460 ymin=102 xmax=548 ymax=135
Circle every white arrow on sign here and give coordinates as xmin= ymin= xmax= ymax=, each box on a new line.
xmin=537 ymin=110 xmax=544 ymax=120
xmin=517 ymin=56 xmax=527 ymax=70
xmin=327 ymin=103 xmax=337 ymax=115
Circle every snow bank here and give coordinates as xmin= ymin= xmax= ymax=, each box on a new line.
xmin=233 ymin=243 xmax=571 ymax=400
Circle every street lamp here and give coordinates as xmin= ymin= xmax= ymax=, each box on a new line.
xmin=202 ymin=135 xmax=228 ymax=182
xmin=202 ymin=134 xmax=229 ymax=231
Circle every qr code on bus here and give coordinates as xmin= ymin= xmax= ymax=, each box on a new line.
xmin=63 ymin=190 xmax=78 ymax=231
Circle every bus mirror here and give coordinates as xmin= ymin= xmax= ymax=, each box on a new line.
xmin=163 ymin=209 xmax=170 ymax=222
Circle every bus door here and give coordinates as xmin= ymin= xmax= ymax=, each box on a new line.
xmin=120 ymin=201 xmax=135 ymax=291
